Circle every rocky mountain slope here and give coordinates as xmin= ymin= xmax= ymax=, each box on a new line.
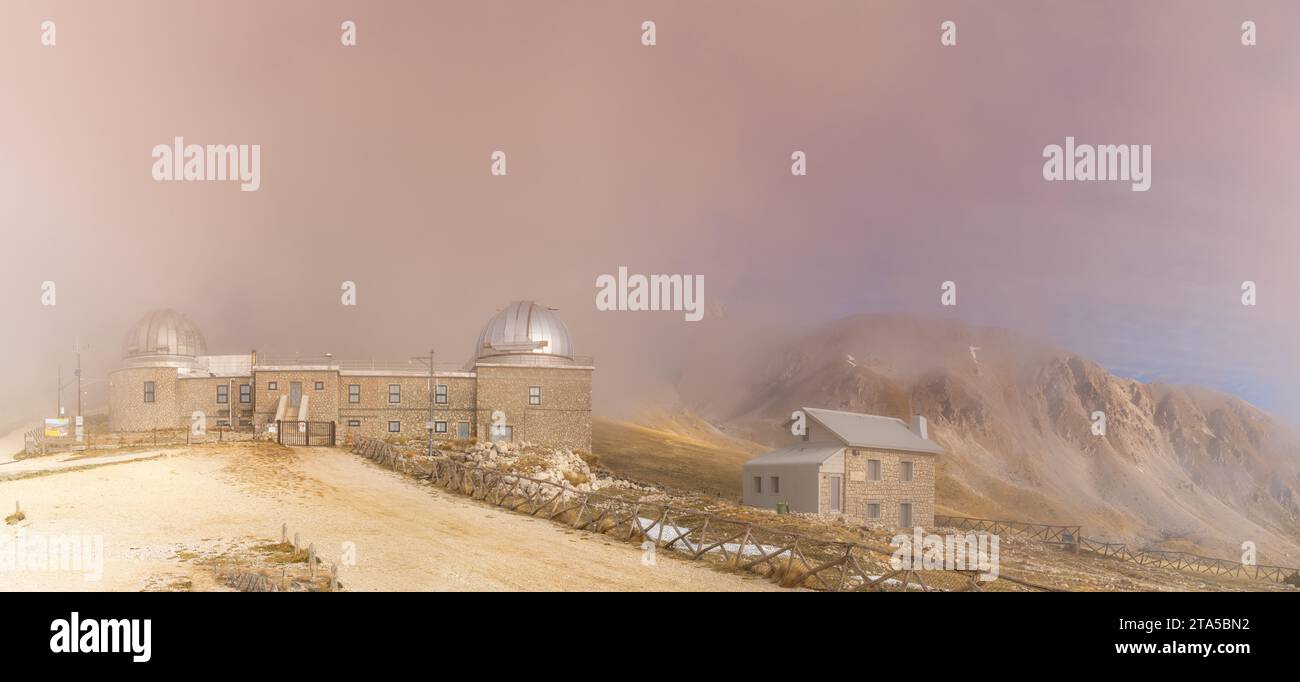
xmin=671 ymin=313 xmax=1300 ymax=565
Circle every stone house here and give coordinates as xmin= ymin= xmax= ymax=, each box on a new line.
xmin=741 ymin=407 xmax=942 ymax=528
xmin=107 ymin=302 xmax=593 ymax=452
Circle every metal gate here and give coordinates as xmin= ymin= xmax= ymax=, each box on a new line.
xmin=277 ymin=420 xmax=336 ymax=447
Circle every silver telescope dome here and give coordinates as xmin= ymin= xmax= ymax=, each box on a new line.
xmin=123 ymin=308 xmax=207 ymax=368
xmin=475 ymin=301 xmax=573 ymax=364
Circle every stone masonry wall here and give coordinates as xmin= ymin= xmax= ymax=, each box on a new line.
xmin=840 ymin=447 xmax=936 ymax=529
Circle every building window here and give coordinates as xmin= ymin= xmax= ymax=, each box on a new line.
xmin=216 ymin=384 xmax=229 ymax=404
xmin=899 ymin=502 xmax=913 ymax=528
xmin=457 ymin=421 xmax=470 ymax=438
xmin=901 ymin=461 xmax=914 ymax=482
xmin=770 ymin=476 xmax=780 ymax=494
xmin=314 ymin=381 xmax=324 ymax=390
xmin=347 ymin=419 xmax=361 ymax=427
xmin=239 ymin=384 xmax=251 ymax=404
xmin=268 ymin=381 xmax=278 ymax=391
xmin=528 ymin=386 xmax=541 ymax=406
xmin=143 ymin=381 xmax=155 ymax=403
xmin=866 ymin=502 xmax=881 ymax=520
xmin=753 ymin=476 xmax=762 ymax=494
xmin=435 ymin=384 xmax=448 ymax=405
xmin=434 ymin=421 xmax=447 ymax=433
xmin=867 ymin=459 xmax=881 ymax=481
xmin=388 ymin=421 xmax=400 ymax=433
xmin=348 ymin=384 xmax=360 ymax=403
xmin=388 ymin=384 xmax=400 ymax=404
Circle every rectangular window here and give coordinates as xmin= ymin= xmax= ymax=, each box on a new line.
xmin=239 ymin=384 xmax=250 ymax=404
xmin=216 ymin=384 xmax=229 ymax=404
xmin=867 ymin=459 xmax=881 ymax=481
xmin=770 ymin=476 xmax=780 ymax=494
xmin=753 ymin=476 xmax=763 ymax=494
xmin=388 ymin=384 xmax=400 ymax=404
xmin=866 ymin=502 xmax=881 ymax=520
xmin=434 ymin=421 xmax=447 ymax=433
xmin=348 ymin=384 xmax=360 ymax=403
xmin=387 ymin=421 xmax=400 ymax=433
xmin=899 ymin=502 xmax=913 ymax=528
xmin=901 ymin=461 xmax=914 ymax=482
xmin=268 ymin=381 xmax=278 ymax=391
xmin=314 ymin=381 xmax=324 ymax=390
xmin=435 ymin=384 xmax=448 ymax=405
xmin=528 ymin=386 xmax=541 ymax=406
xmin=828 ymin=475 xmax=842 ymax=512
xmin=457 ymin=421 xmax=470 ymax=438
xmin=347 ymin=419 xmax=361 ymax=427
xmin=143 ymin=381 xmax=155 ymax=403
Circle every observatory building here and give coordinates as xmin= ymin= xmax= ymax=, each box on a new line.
xmin=107 ymin=302 xmax=594 ymax=451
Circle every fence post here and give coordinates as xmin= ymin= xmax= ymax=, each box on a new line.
xmin=281 ymin=523 xmax=287 ymax=544
xmin=330 ymin=563 xmax=338 ymax=592
xmin=308 ymin=544 xmax=316 ymax=579
xmin=293 ymin=532 xmax=300 ymax=554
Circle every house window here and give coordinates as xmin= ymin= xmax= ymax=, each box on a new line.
xmin=866 ymin=502 xmax=881 ymax=520
xmin=899 ymin=502 xmax=913 ymax=528
xmin=901 ymin=461 xmax=914 ymax=482
xmin=388 ymin=384 xmax=400 ymax=404
xmin=239 ymin=384 xmax=251 ymax=404
xmin=434 ymin=421 xmax=447 ymax=433
xmin=347 ymin=419 xmax=361 ymax=427
xmin=216 ymin=385 xmax=229 ymax=404
xmin=770 ymin=476 xmax=780 ymax=494
xmin=828 ymin=475 xmax=843 ymax=513
xmin=435 ymin=384 xmax=448 ymax=405
xmin=867 ymin=459 xmax=881 ymax=481
xmin=528 ymin=386 xmax=541 ymax=406
xmin=268 ymin=381 xmax=278 ymax=391
xmin=753 ymin=476 xmax=763 ymax=494
xmin=457 ymin=421 xmax=470 ymax=438
xmin=348 ymin=384 xmax=360 ymax=403
xmin=143 ymin=381 xmax=155 ymax=403
xmin=388 ymin=421 xmax=400 ymax=433
xmin=314 ymin=381 xmax=324 ymax=390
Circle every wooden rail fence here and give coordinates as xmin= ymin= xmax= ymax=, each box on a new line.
xmin=352 ymin=437 xmax=1057 ymax=592
xmin=937 ymin=514 xmax=1298 ymax=586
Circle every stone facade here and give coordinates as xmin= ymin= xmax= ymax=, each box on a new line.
xmin=840 ymin=447 xmax=936 ymax=528
xmin=110 ymin=362 xmax=593 ymax=451
xmin=473 ymin=364 xmax=594 ymax=452
xmin=108 ymin=366 xmax=181 ymax=431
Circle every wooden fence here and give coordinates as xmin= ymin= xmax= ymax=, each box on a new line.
xmin=937 ymin=514 xmax=1298 ymax=586
xmin=935 ymin=515 xmax=1081 ymax=548
xmin=352 ymin=437 xmax=1056 ymax=592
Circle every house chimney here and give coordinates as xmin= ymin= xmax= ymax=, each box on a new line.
xmin=910 ymin=415 xmax=929 ymax=440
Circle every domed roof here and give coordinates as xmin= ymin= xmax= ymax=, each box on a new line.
xmin=123 ymin=309 xmax=207 ymax=368
xmin=475 ymin=301 xmax=573 ymax=364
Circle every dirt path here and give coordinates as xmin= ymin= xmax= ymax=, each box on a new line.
xmin=0 ymin=443 xmax=783 ymax=592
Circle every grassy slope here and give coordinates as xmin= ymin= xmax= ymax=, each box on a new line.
xmin=591 ymin=417 xmax=760 ymax=500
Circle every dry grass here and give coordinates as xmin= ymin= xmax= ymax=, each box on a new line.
xmin=5 ymin=510 xmax=26 ymax=525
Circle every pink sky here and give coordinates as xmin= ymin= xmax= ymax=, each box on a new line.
xmin=2 ymin=1 xmax=1299 ymax=424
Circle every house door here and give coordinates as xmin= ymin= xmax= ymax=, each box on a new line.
xmin=828 ymin=475 xmax=842 ymax=513
xmin=290 ymin=382 xmax=302 ymax=408
xmin=899 ymin=502 xmax=913 ymax=528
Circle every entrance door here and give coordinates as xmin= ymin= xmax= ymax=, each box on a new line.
xmin=899 ymin=502 xmax=913 ymax=528
xmin=828 ymin=475 xmax=842 ymax=513
xmin=290 ymin=382 xmax=302 ymax=408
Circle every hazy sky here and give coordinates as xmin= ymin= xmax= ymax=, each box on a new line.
xmin=2 ymin=1 xmax=1299 ymax=426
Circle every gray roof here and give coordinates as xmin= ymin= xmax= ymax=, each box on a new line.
xmin=804 ymin=407 xmax=944 ymax=454
xmin=744 ymin=443 xmax=843 ymax=467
